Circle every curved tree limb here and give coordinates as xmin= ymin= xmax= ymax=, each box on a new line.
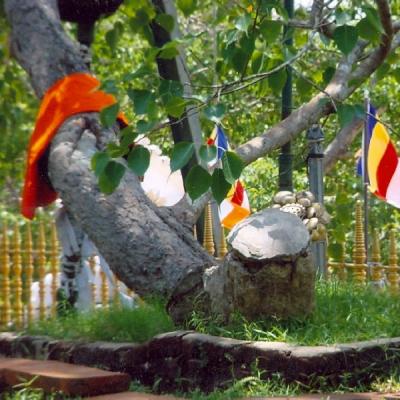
xmin=236 ymin=1 xmax=396 ymax=167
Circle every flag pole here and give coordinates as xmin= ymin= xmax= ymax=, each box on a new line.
xmin=363 ymin=90 xmax=370 ymax=278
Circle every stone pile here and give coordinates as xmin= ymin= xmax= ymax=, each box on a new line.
xmin=271 ymin=190 xmax=330 ymax=241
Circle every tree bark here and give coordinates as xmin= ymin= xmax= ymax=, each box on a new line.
xmin=5 ymin=0 xmax=215 ymax=312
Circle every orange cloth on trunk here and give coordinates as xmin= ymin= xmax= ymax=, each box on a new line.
xmin=21 ymin=72 xmax=127 ymax=219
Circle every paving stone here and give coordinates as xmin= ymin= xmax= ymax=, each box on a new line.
xmin=0 ymin=357 xmax=130 ymax=396
xmin=86 ymin=392 xmax=185 ymax=399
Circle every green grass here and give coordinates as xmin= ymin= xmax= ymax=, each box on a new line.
xmin=188 ymin=279 xmax=400 ymax=345
xmin=23 ymin=280 xmax=400 ymax=346
xmin=25 ymin=299 xmax=174 ymax=343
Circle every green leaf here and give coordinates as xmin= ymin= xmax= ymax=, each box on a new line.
xmin=100 ymin=103 xmax=120 ymax=128
xmin=155 ymin=13 xmax=175 ymax=32
xmin=222 ymin=151 xmax=244 ymax=184
xmin=268 ymin=67 xmax=287 ymax=95
xmin=159 ymin=80 xmax=184 ymax=104
xmin=177 ymin=0 xmax=197 ymax=16
xmin=296 ymin=76 xmax=312 ymax=100
xmin=259 ymin=20 xmax=282 ymax=43
xmin=239 ymin=33 xmax=255 ymax=57
xmin=392 ymin=68 xmax=400 ymax=84
xmin=107 ymin=143 xmax=127 ymax=158
xmin=231 ymin=48 xmax=248 ymax=74
xmin=337 ymin=104 xmax=363 ymax=128
xmin=363 ymin=6 xmax=383 ymax=33
xmin=91 ymin=152 xmax=110 ymax=177
xmin=127 ymin=89 xmax=155 ymax=115
xmin=323 ymin=66 xmax=336 ymax=85
xmin=170 ymin=142 xmax=195 ymax=172
xmin=165 ymin=96 xmax=186 ymax=118
xmin=137 ymin=120 xmax=156 ymax=134
xmin=185 ymin=165 xmax=212 ymax=200
xmin=106 ymin=29 xmax=119 ymax=52
xmin=98 ymin=161 xmax=125 ymax=194
xmin=204 ymin=104 xmax=226 ymax=122
xmin=376 ymin=63 xmax=390 ymax=81
xmin=251 ymin=51 xmax=264 ymax=74
xmin=199 ymin=144 xmax=217 ymax=163
xmin=235 ymin=14 xmax=252 ymax=32
xmin=333 ymin=25 xmax=358 ymax=55
xmin=105 ymin=22 xmax=123 ymax=52
xmin=127 ymin=145 xmax=150 ymax=176
xmin=120 ymin=127 xmax=138 ymax=148
xmin=158 ymin=41 xmax=180 ymax=59
xmin=211 ymin=169 xmax=231 ymax=204
xmin=356 ymin=18 xmax=380 ymax=43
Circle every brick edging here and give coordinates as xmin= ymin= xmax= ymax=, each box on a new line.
xmin=1 ymin=331 xmax=400 ymax=392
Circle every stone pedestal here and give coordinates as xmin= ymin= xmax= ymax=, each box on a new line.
xmin=204 ymin=209 xmax=315 ymax=321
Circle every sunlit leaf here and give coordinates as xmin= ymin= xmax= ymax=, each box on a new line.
xmin=91 ymin=152 xmax=110 ymax=177
xmin=185 ymin=165 xmax=211 ymax=200
xmin=222 ymin=151 xmax=244 ymax=184
xmin=100 ymin=103 xmax=120 ymax=128
xmin=98 ymin=161 xmax=125 ymax=194
xmin=333 ymin=25 xmax=358 ymax=55
xmin=165 ymin=96 xmax=186 ymax=118
xmin=170 ymin=142 xmax=195 ymax=172
xmin=127 ymin=145 xmax=150 ymax=176
xmin=199 ymin=144 xmax=217 ymax=163
xmin=155 ymin=13 xmax=175 ymax=32
xmin=212 ymin=169 xmax=231 ymax=204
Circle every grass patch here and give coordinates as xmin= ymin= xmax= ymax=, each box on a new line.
xmin=23 ymin=280 xmax=400 ymax=345
xmin=188 ymin=279 xmax=400 ymax=345
xmin=25 ymin=299 xmax=174 ymax=343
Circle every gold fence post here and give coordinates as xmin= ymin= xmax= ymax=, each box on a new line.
xmin=100 ymin=269 xmax=108 ymax=307
xmin=38 ymin=220 xmax=47 ymax=320
xmin=218 ymin=225 xmax=228 ymax=259
xmin=13 ymin=223 xmax=23 ymax=328
xmin=0 ymin=223 xmax=11 ymax=328
xmin=50 ymin=222 xmax=59 ymax=317
xmin=351 ymin=201 xmax=367 ymax=284
xmin=25 ymin=222 xmax=34 ymax=325
xmin=387 ymin=229 xmax=399 ymax=291
xmin=203 ymin=202 xmax=215 ymax=256
xmin=89 ymin=256 xmax=97 ymax=307
xmin=113 ymin=276 xmax=120 ymax=307
xmin=370 ymin=229 xmax=384 ymax=286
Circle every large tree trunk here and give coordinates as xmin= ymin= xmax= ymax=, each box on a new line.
xmin=5 ymin=0 xmax=215 ymax=320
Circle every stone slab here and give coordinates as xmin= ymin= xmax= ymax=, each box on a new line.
xmin=0 ymin=357 xmax=130 ymax=396
xmin=86 ymin=392 xmax=184 ymax=399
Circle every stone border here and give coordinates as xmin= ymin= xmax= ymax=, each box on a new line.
xmin=1 ymin=332 xmax=400 ymax=392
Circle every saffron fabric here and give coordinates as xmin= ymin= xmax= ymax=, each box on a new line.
xmin=208 ymin=125 xmax=251 ymax=229
xmin=21 ymin=73 xmax=127 ymax=220
xmin=366 ymin=105 xmax=400 ymax=207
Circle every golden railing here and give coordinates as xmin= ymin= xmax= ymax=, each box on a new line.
xmin=2 ymin=200 xmax=397 ymax=331
xmin=328 ymin=201 xmax=400 ymax=288
xmin=0 ymin=218 xmax=127 ymax=330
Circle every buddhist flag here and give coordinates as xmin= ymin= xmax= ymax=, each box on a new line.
xmin=366 ymin=104 xmax=400 ymax=207
xmin=208 ymin=125 xmax=251 ymax=229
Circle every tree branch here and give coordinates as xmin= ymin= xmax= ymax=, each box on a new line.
xmin=350 ymin=0 xmax=393 ymax=84
xmin=235 ymin=1 xmax=395 ymax=167
xmin=323 ymin=116 xmax=363 ymax=174
xmin=4 ymin=0 xmax=88 ymax=98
